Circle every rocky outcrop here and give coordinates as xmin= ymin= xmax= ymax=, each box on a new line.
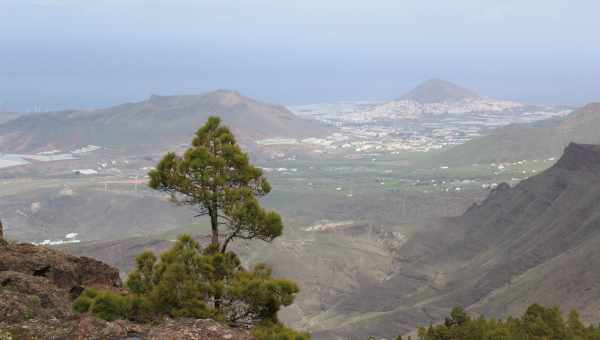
xmin=554 ymin=143 xmax=600 ymax=172
xmin=0 ymin=271 xmax=72 ymax=323
xmin=0 ymin=242 xmax=121 ymax=327
xmin=0 ymin=242 xmax=121 ymax=293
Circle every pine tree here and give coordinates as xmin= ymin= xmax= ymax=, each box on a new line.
xmin=149 ymin=116 xmax=283 ymax=253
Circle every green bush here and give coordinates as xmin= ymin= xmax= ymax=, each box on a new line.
xmin=72 ymin=289 xmax=154 ymax=322
xmin=126 ymin=235 xmax=300 ymax=325
xmin=80 ymin=288 xmax=99 ymax=300
xmin=89 ymin=292 xmax=130 ymax=321
xmin=127 ymin=295 xmax=154 ymax=322
xmin=72 ymin=296 xmax=93 ymax=313
xmin=224 ymin=264 xmax=299 ymax=323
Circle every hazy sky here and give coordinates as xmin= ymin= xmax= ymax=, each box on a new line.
xmin=1 ymin=0 xmax=599 ymax=111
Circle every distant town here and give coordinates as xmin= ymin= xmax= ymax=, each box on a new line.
xmin=258 ymin=98 xmax=572 ymax=155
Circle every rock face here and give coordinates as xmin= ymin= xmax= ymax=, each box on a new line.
xmin=554 ymin=143 xmax=600 ymax=172
xmin=0 ymin=243 xmax=255 ymax=339
xmin=0 ymin=242 xmax=121 ymax=293
xmin=0 ymin=242 xmax=121 ymax=325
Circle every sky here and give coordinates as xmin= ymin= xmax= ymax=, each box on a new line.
xmin=0 ymin=0 xmax=599 ymax=111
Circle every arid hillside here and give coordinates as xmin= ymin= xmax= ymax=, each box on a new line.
xmin=435 ymin=103 xmax=600 ymax=165
xmin=0 ymin=90 xmax=330 ymax=153
xmin=314 ymin=143 xmax=600 ymax=338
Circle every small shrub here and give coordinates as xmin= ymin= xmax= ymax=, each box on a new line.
xmin=89 ymin=292 xmax=130 ymax=321
xmin=72 ymin=288 xmax=100 ymax=314
xmin=80 ymin=288 xmax=99 ymax=300
xmin=73 ymin=289 xmax=154 ymax=322
xmin=72 ymin=296 xmax=93 ymax=313
xmin=127 ymin=295 xmax=154 ymax=322
xmin=23 ymin=308 xmax=34 ymax=320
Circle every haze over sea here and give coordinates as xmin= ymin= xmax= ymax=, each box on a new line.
xmin=1 ymin=0 xmax=600 ymax=111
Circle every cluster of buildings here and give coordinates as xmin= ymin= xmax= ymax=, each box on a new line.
xmin=280 ymin=99 xmax=571 ymax=156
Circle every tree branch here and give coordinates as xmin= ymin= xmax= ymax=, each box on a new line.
xmin=221 ymin=223 xmax=243 ymax=253
xmin=194 ymin=211 xmax=209 ymax=218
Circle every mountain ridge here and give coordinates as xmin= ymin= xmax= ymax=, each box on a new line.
xmin=0 ymin=90 xmax=330 ymax=153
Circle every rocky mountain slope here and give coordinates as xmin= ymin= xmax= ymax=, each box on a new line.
xmin=399 ymin=79 xmax=480 ymax=103
xmin=0 ymin=90 xmax=330 ymax=153
xmin=434 ymin=102 xmax=600 ymax=165
xmin=312 ymin=143 xmax=600 ymax=338
xmin=0 ymin=242 xmax=255 ymax=339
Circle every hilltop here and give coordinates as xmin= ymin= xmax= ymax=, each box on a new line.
xmin=311 ymin=143 xmax=600 ymax=338
xmin=434 ymin=102 xmax=600 ymax=165
xmin=399 ymin=79 xmax=480 ymax=103
xmin=0 ymin=90 xmax=330 ymax=153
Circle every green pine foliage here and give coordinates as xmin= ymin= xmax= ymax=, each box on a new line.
xmin=88 ymin=293 xmax=131 ymax=322
xmin=72 ymin=289 xmax=152 ymax=322
xmin=73 ymin=235 xmax=303 ymax=335
xmin=72 ymin=296 xmax=93 ymax=313
xmin=225 ymin=263 xmax=299 ymax=323
xmin=148 ymin=116 xmax=282 ymax=253
xmin=416 ymin=305 xmax=600 ymax=340
xmin=125 ymin=234 xmax=300 ymax=325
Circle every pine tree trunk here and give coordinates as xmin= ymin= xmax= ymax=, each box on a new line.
xmin=211 ymin=212 xmax=219 ymax=247
xmin=214 ymin=292 xmax=222 ymax=311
